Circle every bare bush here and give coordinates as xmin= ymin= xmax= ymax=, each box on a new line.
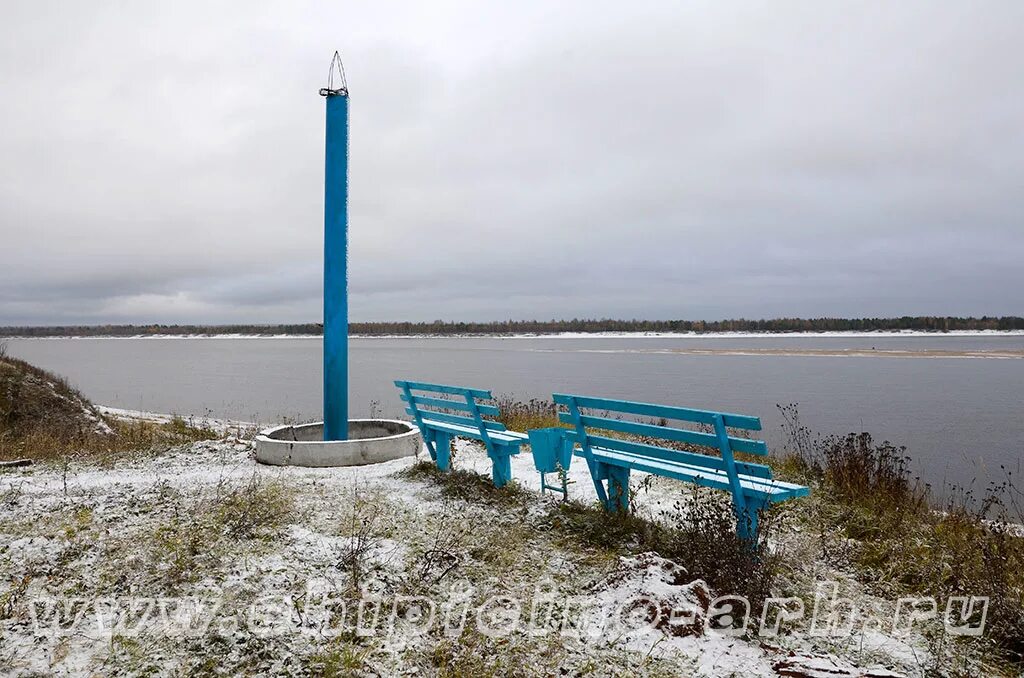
xmin=339 ymin=490 xmax=389 ymax=591
xmin=411 ymin=500 xmax=468 ymax=588
xmin=150 ymin=478 xmax=293 ymax=588
xmin=549 ymin=491 xmax=779 ymax=612
xmin=493 ymin=396 xmax=560 ymax=432
xmin=213 ymin=473 xmax=293 ymax=540
xmin=777 ymin=404 xmax=1024 ymax=667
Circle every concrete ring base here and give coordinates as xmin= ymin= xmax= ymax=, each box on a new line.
xmin=255 ymin=419 xmax=421 ymax=468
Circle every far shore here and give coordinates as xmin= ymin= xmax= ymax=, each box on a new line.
xmin=3 ymin=329 xmax=1024 ymax=341
xmin=645 ymin=347 xmax=1024 ymax=359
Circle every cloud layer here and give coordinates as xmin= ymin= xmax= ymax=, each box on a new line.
xmin=1 ymin=1 xmax=1021 ymax=324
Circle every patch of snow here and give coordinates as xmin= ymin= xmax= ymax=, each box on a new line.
xmin=96 ymin=406 xmax=257 ymax=436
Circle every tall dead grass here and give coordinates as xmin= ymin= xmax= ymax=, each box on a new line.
xmin=0 ymin=352 xmax=217 ymax=463
xmin=776 ymin=403 xmax=1024 ymax=667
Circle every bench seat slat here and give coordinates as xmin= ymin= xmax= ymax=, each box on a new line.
xmin=587 ymin=448 xmax=808 ymax=502
xmin=406 ymin=409 xmax=506 ymax=431
xmin=558 ymin=412 xmax=768 ymax=456
xmin=566 ymin=432 xmax=774 ymax=480
xmin=554 ymin=393 xmax=761 ymax=431
xmin=401 ymin=393 xmax=501 ymax=417
xmin=396 ymin=380 xmax=492 ymax=400
xmin=420 ymin=418 xmax=527 ymax=446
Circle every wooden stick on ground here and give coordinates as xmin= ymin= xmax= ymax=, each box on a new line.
xmin=0 ymin=459 xmax=32 ymax=468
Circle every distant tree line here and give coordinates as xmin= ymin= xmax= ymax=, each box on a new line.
xmin=1 ymin=316 xmax=1022 ymax=338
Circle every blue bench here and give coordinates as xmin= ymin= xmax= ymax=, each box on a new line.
xmin=554 ymin=394 xmax=809 ymax=540
xmin=395 ymin=380 xmax=528 ymax=487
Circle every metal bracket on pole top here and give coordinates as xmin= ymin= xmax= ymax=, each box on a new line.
xmin=319 ymin=51 xmax=348 ymax=96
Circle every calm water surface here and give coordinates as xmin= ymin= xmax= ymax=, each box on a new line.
xmin=6 ymin=335 xmax=1023 ymax=490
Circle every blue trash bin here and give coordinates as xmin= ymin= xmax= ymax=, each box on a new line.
xmin=528 ymin=427 xmax=572 ymax=473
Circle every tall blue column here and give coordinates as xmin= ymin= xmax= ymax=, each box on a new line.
xmin=322 ymin=74 xmax=349 ymax=440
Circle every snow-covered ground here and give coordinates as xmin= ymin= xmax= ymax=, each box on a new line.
xmin=0 ymin=428 xmax=976 ymax=677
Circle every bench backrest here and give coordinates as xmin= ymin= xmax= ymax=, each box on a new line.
xmin=552 ymin=393 xmax=774 ymax=490
xmin=395 ymin=380 xmax=506 ymax=455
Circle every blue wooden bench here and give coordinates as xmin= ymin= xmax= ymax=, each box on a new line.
xmin=395 ymin=380 xmax=528 ymax=487
xmin=554 ymin=393 xmax=809 ymax=540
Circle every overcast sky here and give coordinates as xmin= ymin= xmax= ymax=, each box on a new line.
xmin=1 ymin=1 xmax=1021 ymax=325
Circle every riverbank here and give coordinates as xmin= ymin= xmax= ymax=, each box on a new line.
xmin=0 ymin=435 xmax=943 ymax=677
xmin=1 ymin=411 xmax=1021 ymax=675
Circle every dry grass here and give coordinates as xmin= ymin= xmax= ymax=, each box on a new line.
xmin=420 ymin=397 xmax=785 ymax=610
xmin=0 ymin=352 xmax=218 ymax=463
xmin=403 ymin=455 xmax=780 ymax=612
xmin=0 ymin=352 xmax=105 ymax=445
xmin=2 ymin=415 xmax=219 ymax=464
xmin=776 ymin=403 xmax=1024 ymax=669
xmin=550 ymin=492 xmax=781 ymax=612
xmin=305 ymin=637 xmax=372 ymax=677
xmin=493 ymin=396 xmax=561 ymax=432
xmin=426 ymin=622 xmax=568 ymax=678
xmin=149 ymin=474 xmax=294 ymax=589
xmin=337 ymin=489 xmax=396 ymax=592
xmin=398 ymin=460 xmax=534 ymax=509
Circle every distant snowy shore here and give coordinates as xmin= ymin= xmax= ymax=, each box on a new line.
xmin=5 ymin=329 xmax=1024 ymax=340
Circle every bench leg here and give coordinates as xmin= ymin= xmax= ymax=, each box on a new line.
xmin=539 ymin=468 xmax=569 ymax=500
xmin=422 ymin=430 xmax=438 ymax=462
xmin=434 ymin=432 xmax=452 ymax=471
xmin=605 ymin=465 xmax=630 ymax=513
xmin=737 ymin=509 xmax=757 ymax=543
xmin=735 ymin=497 xmax=767 ymax=544
xmin=583 ymin=459 xmax=610 ymax=507
xmin=491 ymin=447 xmax=513 ymax=488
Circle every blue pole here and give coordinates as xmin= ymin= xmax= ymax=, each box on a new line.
xmin=322 ymin=81 xmax=349 ymax=440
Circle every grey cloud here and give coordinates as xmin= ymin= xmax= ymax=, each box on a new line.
xmin=0 ymin=0 xmax=1021 ymax=325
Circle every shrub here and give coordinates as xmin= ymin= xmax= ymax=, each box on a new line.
xmin=409 ymin=499 xmax=469 ymax=589
xmin=861 ymin=480 xmax=1024 ymax=666
xmin=493 ymin=396 xmax=561 ymax=432
xmin=398 ymin=461 xmax=532 ymax=508
xmin=547 ymin=490 xmax=779 ymax=611
xmin=0 ymin=355 xmax=221 ymax=463
xmin=149 ymin=476 xmax=293 ymax=588
xmin=213 ymin=474 xmax=293 ymax=540
xmin=338 ymin=490 xmax=391 ymax=591
xmin=777 ymin=404 xmax=1024 ymax=667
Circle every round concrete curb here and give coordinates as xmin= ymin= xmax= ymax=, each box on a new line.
xmin=255 ymin=419 xmax=421 ymax=468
